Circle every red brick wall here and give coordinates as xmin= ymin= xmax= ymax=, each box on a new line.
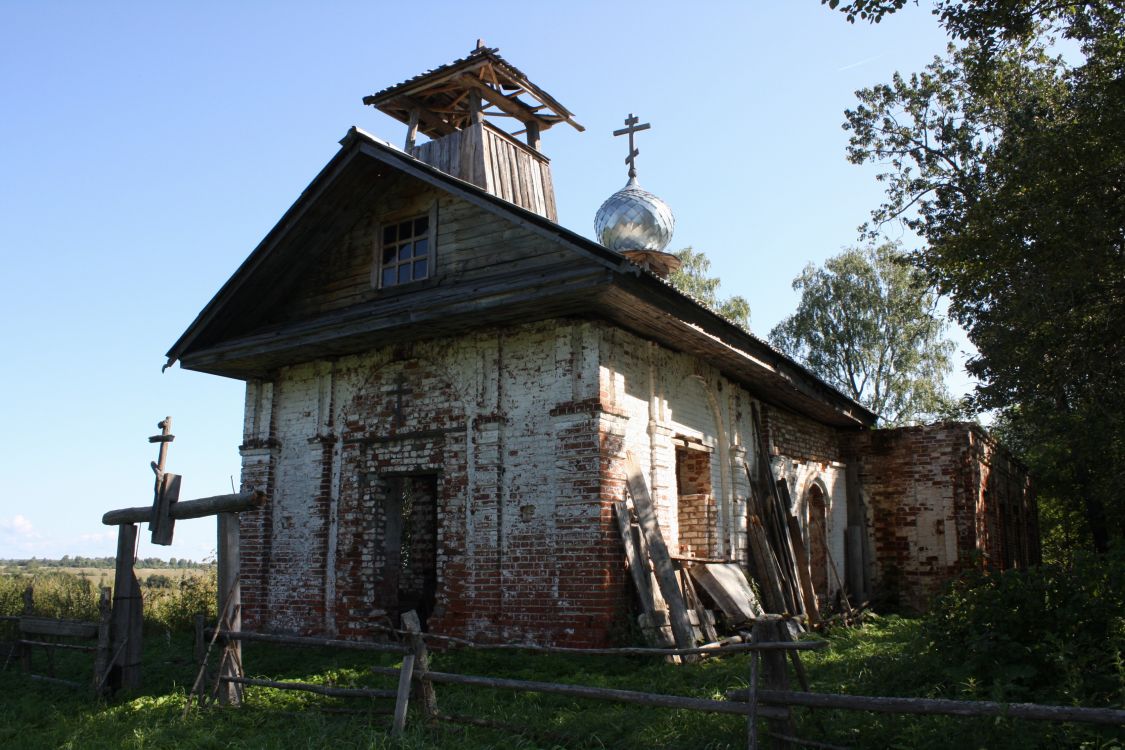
xmin=764 ymin=405 xmax=842 ymax=463
xmin=847 ymin=423 xmax=1037 ymax=611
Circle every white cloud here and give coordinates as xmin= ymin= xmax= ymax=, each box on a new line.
xmin=0 ymin=514 xmax=46 ymax=554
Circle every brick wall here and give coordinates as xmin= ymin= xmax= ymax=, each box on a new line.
xmin=847 ymin=422 xmax=1037 ymax=612
xmin=238 ymin=320 xmax=631 ymax=646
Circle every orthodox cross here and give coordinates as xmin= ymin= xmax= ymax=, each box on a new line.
xmin=613 ymin=113 xmax=651 ymax=179
xmin=389 ymin=373 xmax=414 ymax=428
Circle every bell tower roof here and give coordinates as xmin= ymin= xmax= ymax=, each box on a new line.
xmin=363 ymin=43 xmax=584 ymax=148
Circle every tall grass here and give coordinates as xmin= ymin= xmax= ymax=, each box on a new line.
xmin=0 ymin=568 xmax=217 ymax=632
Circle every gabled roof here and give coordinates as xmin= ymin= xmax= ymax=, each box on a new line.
xmin=166 ymin=128 xmax=877 ymax=429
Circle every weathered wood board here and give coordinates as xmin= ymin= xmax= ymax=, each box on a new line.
xmin=687 ymin=563 xmax=764 ymax=625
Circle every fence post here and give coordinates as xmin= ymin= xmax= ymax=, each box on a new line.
xmin=19 ymin=585 xmax=33 ymax=674
xmin=111 ymin=523 xmax=144 ymax=690
xmin=747 ymin=647 xmax=760 ymax=750
xmin=402 ymin=611 xmax=436 ymax=723
xmin=93 ymin=587 xmax=112 ymax=695
xmin=751 ymin=615 xmax=795 ymax=749
xmin=217 ymin=511 xmax=243 ymax=706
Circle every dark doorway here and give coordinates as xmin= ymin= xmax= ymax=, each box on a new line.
xmin=383 ymin=474 xmax=438 ymax=628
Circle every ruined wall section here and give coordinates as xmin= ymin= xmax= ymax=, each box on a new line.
xmin=846 ymin=425 xmax=963 ymax=611
xmin=846 ymin=423 xmax=1037 ymax=612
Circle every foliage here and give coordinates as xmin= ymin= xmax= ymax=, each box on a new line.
xmin=832 ymin=0 xmax=1125 ymax=550
xmin=667 ymin=247 xmax=751 ymax=329
xmin=922 ymin=548 xmax=1125 ymax=707
xmin=144 ymin=569 xmax=217 ymax=633
xmin=0 ymin=571 xmax=100 ymax=621
xmin=0 ymin=569 xmax=217 ymax=633
xmin=769 ymin=243 xmax=955 ymax=425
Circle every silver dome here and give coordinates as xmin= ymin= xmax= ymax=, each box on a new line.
xmin=595 ymin=177 xmax=675 ymax=254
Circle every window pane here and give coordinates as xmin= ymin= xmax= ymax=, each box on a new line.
xmin=413 ymin=259 xmax=428 ymax=278
xmin=399 ymin=220 xmax=414 ymax=239
xmin=383 ymin=225 xmax=396 ymax=245
xmin=398 ymin=242 xmax=412 ymax=261
xmin=414 ymin=216 xmax=429 ymax=236
xmin=382 ymin=246 xmax=396 ymax=265
xmin=398 ymin=265 xmax=411 ymax=284
xmin=413 ymin=238 xmax=428 ymax=257
xmin=382 ymin=267 xmax=396 ymax=287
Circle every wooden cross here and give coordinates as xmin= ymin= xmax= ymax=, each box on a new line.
xmin=390 ymin=373 xmax=414 ymax=428
xmin=613 ymin=113 xmax=651 ymax=179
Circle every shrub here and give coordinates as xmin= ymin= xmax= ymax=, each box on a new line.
xmin=922 ymin=546 xmax=1125 ymax=706
xmin=144 ymin=569 xmax=217 ymax=633
xmin=0 ymin=571 xmax=100 ymax=621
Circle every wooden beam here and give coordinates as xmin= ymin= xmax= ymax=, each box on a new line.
xmin=102 ymin=490 xmax=267 ymax=526
xmin=392 ymin=94 xmax=456 ymax=137
xmin=624 ymin=452 xmax=696 ymax=652
xmin=405 ymin=109 xmax=420 ymax=151
xmin=457 ymin=75 xmax=552 ymax=131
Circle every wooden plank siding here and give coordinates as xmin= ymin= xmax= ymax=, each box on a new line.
xmin=409 ymin=122 xmax=557 ymax=221
xmin=266 ymin=186 xmax=577 ymax=328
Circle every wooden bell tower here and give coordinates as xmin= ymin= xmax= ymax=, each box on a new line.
xmin=363 ymin=44 xmax=583 ymax=222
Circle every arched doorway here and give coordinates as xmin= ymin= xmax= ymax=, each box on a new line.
xmin=807 ymin=484 xmax=829 ymax=604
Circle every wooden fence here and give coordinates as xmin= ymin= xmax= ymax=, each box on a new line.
xmin=1 ymin=584 xmax=113 ymax=693
xmin=197 ymin=610 xmax=1125 ymax=750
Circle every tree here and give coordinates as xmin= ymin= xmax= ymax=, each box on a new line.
xmin=830 ymin=1 xmax=1125 ymax=549
xmin=770 ymin=243 xmax=954 ymax=425
xmin=667 ymin=247 xmax=751 ymax=329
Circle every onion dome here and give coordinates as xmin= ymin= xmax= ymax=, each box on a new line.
xmin=595 ymin=114 xmax=680 ymax=277
xmin=595 ymin=177 xmax=676 ymax=255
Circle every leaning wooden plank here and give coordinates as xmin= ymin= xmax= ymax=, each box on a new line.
xmin=392 ymin=654 xmax=415 ymax=736
xmin=688 ymin=563 xmax=764 ymax=625
xmin=624 ymin=452 xmax=696 ymax=650
xmin=727 ymin=689 xmax=1125 ymax=726
xmin=613 ymin=500 xmax=655 ymax=618
xmin=775 ymin=480 xmax=808 ymax=616
xmin=785 ymin=514 xmax=822 ymax=626
xmin=680 ymin=570 xmax=718 ymax=643
xmin=19 ymin=617 xmax=98 ymax=639
xmin=747 ymin=518 xmax=789 ymax=615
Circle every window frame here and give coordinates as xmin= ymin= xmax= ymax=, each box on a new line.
xmin=372 ymin=203 xmax=437 ymax=291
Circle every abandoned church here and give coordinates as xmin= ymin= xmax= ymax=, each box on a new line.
xmin=165 ymin=47 xmax=1039 ymax=646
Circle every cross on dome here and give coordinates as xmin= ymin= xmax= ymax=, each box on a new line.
xmin=613 ymin=113 xmax=651 ymax=179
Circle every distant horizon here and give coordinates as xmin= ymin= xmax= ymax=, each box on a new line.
xmin=1 ymin=555 xmax=214 ymax=567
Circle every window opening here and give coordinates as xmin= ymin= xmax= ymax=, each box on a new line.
xmin=675 ymin=439 xmax=715 ymax=558
xmin=378 ymin=214 xmax=430 ymax=288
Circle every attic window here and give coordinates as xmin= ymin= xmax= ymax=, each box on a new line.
xmin=377 ymin=214 xmax=431 ymax=288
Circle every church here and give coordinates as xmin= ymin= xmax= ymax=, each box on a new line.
xmin=165 ymin=46 xmax=1038 ymax=645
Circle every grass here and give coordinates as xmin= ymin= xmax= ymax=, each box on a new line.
xmin=2 ymin=615 xmax=1122 ymax=749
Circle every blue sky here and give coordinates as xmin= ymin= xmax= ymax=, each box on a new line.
xmin=0 ymin=2 xmax=956 ymax=561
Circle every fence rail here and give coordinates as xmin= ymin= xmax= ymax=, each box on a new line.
xmin=199 ymin=612 xmax=1125 ymax=750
